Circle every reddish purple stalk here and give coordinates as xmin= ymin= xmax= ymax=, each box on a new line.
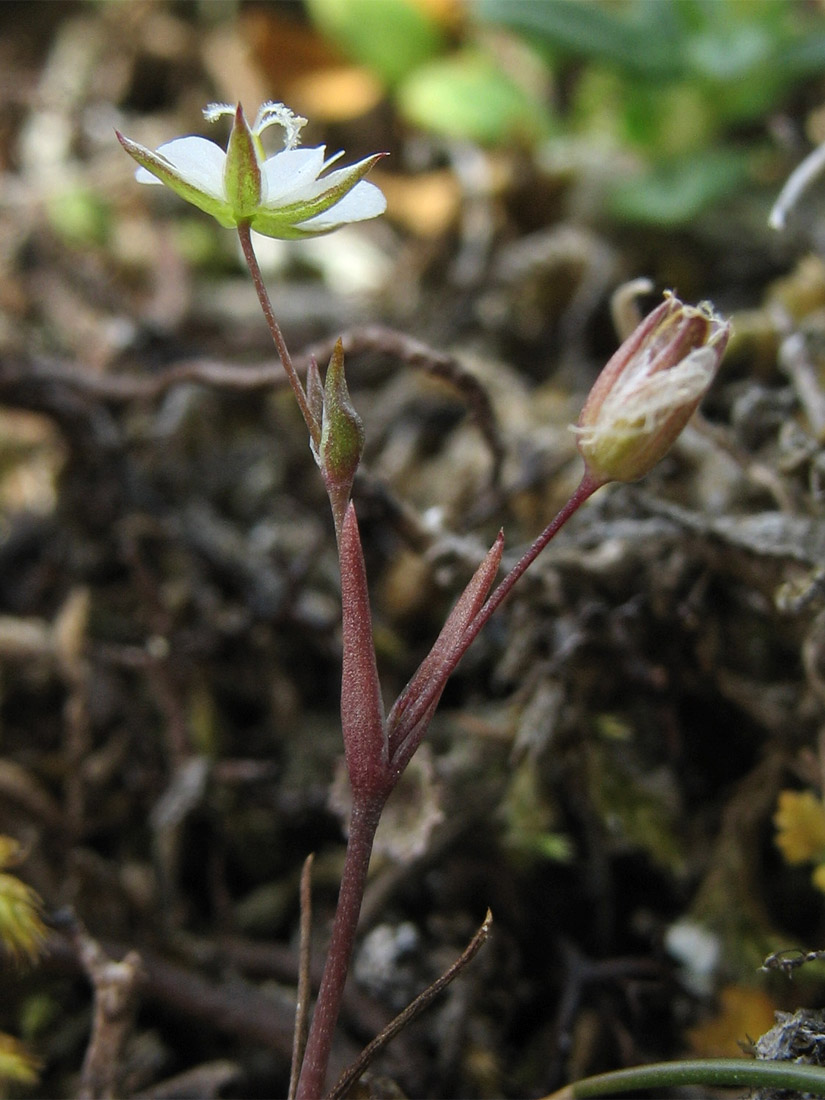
xmin=295 ymin=796 xmax=384 ymax=1100
xmin=295 ymin=477 xmax=599 ymax=1098
xmin=238 ymin=222 xmax=603 ymax=1098
xmin=387 ymin=473 xmax=600 ymax=776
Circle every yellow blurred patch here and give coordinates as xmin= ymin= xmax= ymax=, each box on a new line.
xmin=774 ymin=789 xmax=825 ymax=865
xmin=0 ymin=1033 xmax=40 ymax=1086
xmin=377 ymin=169 xmax=460 ymax=237
xmin=688 ymin=986 xmax=777 ymax=1058
xmin=289 ymin=65 xmax=384 ymax=122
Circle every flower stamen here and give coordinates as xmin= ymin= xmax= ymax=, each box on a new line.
xmin=254 ymin=101 xmax=308 ymax=149
xmin=203 ymin=102 xmax=236 ymax=124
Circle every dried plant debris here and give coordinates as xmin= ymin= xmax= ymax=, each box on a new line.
xmin=4 ymin=2 xmax=825 ymax=1097
xmin=754 ymin=1009 xmax=825 ymax=1100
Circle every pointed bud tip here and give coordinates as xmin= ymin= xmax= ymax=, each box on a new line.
xmin=224 ymin=101 xmax=263 ymax=217
xmin=320 ymin=341 xmax=364 ymax=497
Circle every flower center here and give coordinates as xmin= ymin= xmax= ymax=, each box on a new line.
xmin=203 ymin=100 xmax=307 ymax=160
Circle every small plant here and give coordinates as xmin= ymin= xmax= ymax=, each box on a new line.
xmin=118 ymin=100 xmax=732 ymax=1097
xmin=0 ymin=835 xmax=46 ymax=1093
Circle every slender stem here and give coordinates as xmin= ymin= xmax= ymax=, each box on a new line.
xmin=288 ymin=854 xmax=315 ymax=1100
xmin=329 ymin=909 xmax=493 ymax=1100
xmin=476 ymin=472 xmax=600 ymax=629
xmin=541 ymin=1058 xmax=825 ymax=1100
xmin=237 ymin=222 xmax=320 ymax=448
xmin=390 ymin=472 xmax=601 ymax=771
xmin=295 ymin=796 xmax=384 ymax=1100
xmin=326 ymin=484 xmax=348 ymax=549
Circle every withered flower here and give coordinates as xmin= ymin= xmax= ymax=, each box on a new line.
xmin=575 ymin=293 xmax=730 ymax=486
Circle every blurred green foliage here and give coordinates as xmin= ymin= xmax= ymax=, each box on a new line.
xmin=46 ymin=187 xmax=112 ymax=248
xmin=306 ymin=0 xmax=447 ymax=87
xmin=307 ymin=0 xmax=556 ymax=144
xmin=308 ymin=0 xmax=825 ymax=225
xmin=399 ymin=47 xmax=552 ymax=146
xmin=478 ymin=0 xmax=825 ymax=105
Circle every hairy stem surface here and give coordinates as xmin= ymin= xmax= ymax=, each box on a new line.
xmin=390 ymin=472 xmax=601 ymax=773
xmin=477 ymin=472 xmax=601 ymax=627
xmin=295 ymin=796 xmax=384 ymax=1099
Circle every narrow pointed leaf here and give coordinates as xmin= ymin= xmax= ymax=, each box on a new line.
xmin=320 ymin=340 xmax=364 ymax=496
xmin=389 ymin=695 xmax=441 ymax=784
xmin=339 ymin=503 xmax=388 ymax=797
xmin=224 ymin=104 xmax=262 ymax=218
xmin=387 ymin=531 xmax=503 ymax=756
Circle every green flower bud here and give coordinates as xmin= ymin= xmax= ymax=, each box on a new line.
xmin=320 ymin=340 xmax=364 ymax=503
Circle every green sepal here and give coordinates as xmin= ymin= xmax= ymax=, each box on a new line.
xmin=116 ymin=131 xmax=236 ymax=228
xmin=223 ymin=104 xmax=263 ymax=219
xmin=249 ymin=154 xmax=385 ymax=238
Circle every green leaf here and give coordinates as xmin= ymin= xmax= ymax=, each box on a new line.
xmin=586 ymin=734 xmax=685 ymax=873
xmin=564 ymin=1059 xmax=825 ymax=1098
xmin=306 ymin=0 xmax=445 ymax=88
xmin=475 ymin=0 xmax=682 ymax=80
xmin=398 ymin=49 xmax=553 ymax=147
xmin=608 ymin=148 xmax=749 ymax=225
xmin=774 ymin=30 xmax=825 ymax=80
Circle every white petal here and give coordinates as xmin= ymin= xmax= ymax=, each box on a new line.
xmin=135 ymin=169 xmax=165 ymax=186
xmin=137 ymin=136 xmax=226 ymax=200
xmin=289 ymin=155 xmax=377 ymax=205
xmin=297 ymin=181 xmax=387 ymax=230
xmin=261 ymin=147 xmax=328 ymax=204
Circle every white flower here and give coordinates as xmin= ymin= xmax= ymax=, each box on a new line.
xmin=117 ymin=101 xmax=386 ymax=239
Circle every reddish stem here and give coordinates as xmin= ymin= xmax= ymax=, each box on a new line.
xmin=389 ymin=472 xmax=602 ymax=771
xmin=473 ymin=472 xmax=601 ymax=628
xmin=295 ymin=476 xmax=602 ymax=1094
xmin=295 ymin=795 xmax=384 ymax=1099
